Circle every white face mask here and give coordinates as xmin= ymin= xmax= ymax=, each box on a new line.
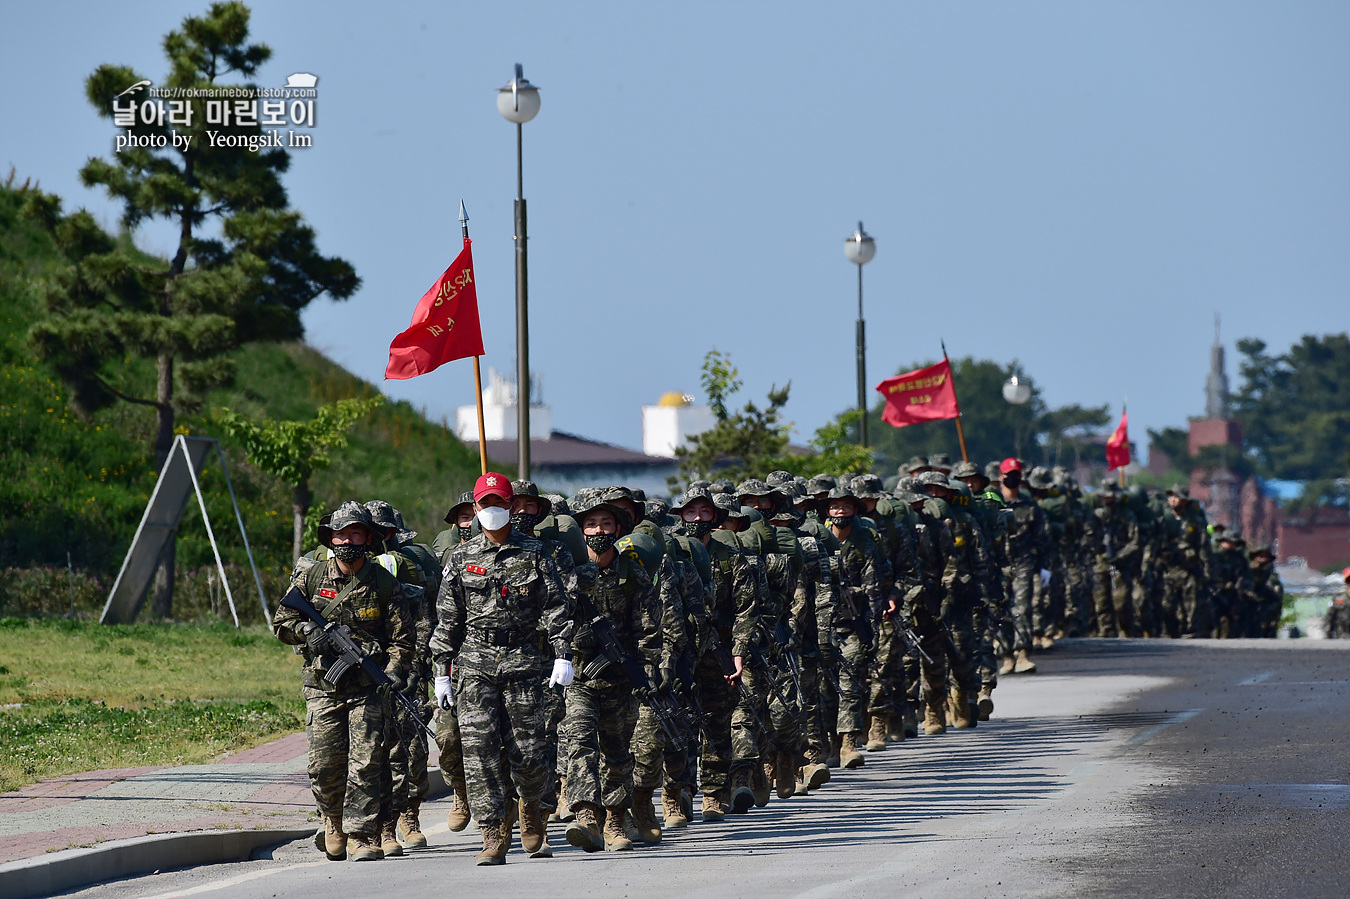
xmin=477 ymin=505 xmax=511 ymax=531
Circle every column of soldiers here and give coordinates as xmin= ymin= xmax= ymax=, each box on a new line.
xmin=271 ymin=458 xmax=1288 ymax=865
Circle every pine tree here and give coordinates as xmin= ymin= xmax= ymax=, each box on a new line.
xmin=22 ymin=1 xmax=358 ymax=617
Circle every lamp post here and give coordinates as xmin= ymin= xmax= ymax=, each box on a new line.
xmin=1002 ymin=361 xmax=1032 ymax=458
xmin=498 ymin=63 xmax=540 ymax=478
xmin=844 ymin=222 xmax=876 ymax=446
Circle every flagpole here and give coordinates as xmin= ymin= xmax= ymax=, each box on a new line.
xmin=941 ymin=339 xmax=969 ymax=463
xmin=1118 ymin=401 xmax=1127 ymax=487
xmin=461 ymin=200 xmax=488 ymax=476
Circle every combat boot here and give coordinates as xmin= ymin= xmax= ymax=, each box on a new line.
xmin=839 ymin=732 xmax=865 ymax=769
xmin=679 ymin=786 xmax=694 ymax=822
xmin=826 ymin=734 xmax=842 ymax=768
xmin=446 ymin=784 xmax=471 ymax=832
xmin=318 ymin=813 xmax=346 ymax=861
xmin=1014 ymin=649 xmax=1037 ymax=674
xmin=977 ymin=684 xmax=995 ymax=721
xmin=397 ymin=803 xmax=427 ymax=850
xmin=565 ymin=802 xmax=604 ymax=852
xmin=378 ymin=819 xmax=403 ymax=857
xmin=701 ymin=791 xmax=726 ymax=822
xmin=923 ymin=700 xmax=946 ymax=735
xmin=603 ymin=807 xmax=634 ymax=851
xmin=555 ymin=775 xmax=575 ymax=822
xmin=865 ymin=716 xmax=888 ymax=751
xmin=801 ymin=749 xmax=830 ymax=791
xmin=775 ymin=751 xmax=797 ymax=798
xmin=998 ymin=654 xmax=1016 ymax=676
xmin=903 ymin=711 xmax=919 ymax=739
xmin=661 ymin=788 xmax=689 ymax=828
xmin=475 ymin=821 xmax=508 ymax=866
xmin=621 ymin=806 xmax=641 ymax=843
xmin=503 ymin=794 xmax=518 ymax=846
xmin=886 ymin=714 xmax=906 ymax=743
xmin=519 ymin=798 xmax=551 ymax=857
xmin=950 ymin=687 xmax=973 ymax=730
xmin=729 ymin=767 xmax=755 ymax=813
xmin=631 ymin=789 xmax=662 ymax=844
xmin=751 ymin=760 xmax=772 ymax=807
xmin=347 ymin=831 xmax=383 ymax=862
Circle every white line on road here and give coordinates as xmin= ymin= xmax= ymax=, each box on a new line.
xmin=1238 ymin=671 xmax=1274 ymax=685
xmin=132 ymin=861 xmax=325 ymax=899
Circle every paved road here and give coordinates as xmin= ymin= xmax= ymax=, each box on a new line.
xmin=60 ymin=639 xmax=1350 ymax=899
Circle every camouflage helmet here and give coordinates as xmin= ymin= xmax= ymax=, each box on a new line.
xmin=600 ymin=485 xmax=641 ymax=527
xmin=951 ymin=460 xmax=980 ymax=480
xmin=510 ymin=480 xmax=554 ymax=517
xmin=630 ymin=488 xmax=647 ymax=504
xmin=928 ymin=452 xmax=953 ymax=473
xmin=364 ymin=499 xmax=400 ymax=536
xmin=852 ymin=473 xmax=886 ymax=500
xmin=894 ymin=488 xmax=924 ymax=506
xmin=736 ymin=478 xmax=772 ymax=499
xmin=544 ymin=493 xmax=571 ymax=517
xmin=670 ymin=485 xmax=727 ymax=526
xmin=806 ymin=474 xmax=836 ymax=497
xmin=688 ymin=479 xmax=712 ymax=491
xmin=765 ymin=470 xmax=796 ymax=491
xmin=904 ymin=455 xmax=930 ymax=475
xmin=1026 ymin=469 xmax=1053 ymax=490
xmin=320 ymin=500 xmax=378 ymax=548
xmin=712 ymin=492 xmax=748 ymax=522
xmin=822 ymin=485 xmax=860 ymax=515
xmin=570 ymin=491 xmax=633 ymax=537
xmin=616 ymin=532 xmax=662 ymax=579
xmin=916 ymin=471 xmax=951 ymax=490
xmin=1166 ymin=483 xmax=1191 ymax=498
xmin=645 ymin=497 xmax=674 ymax=527
xmin=390 ymin=508 xmax=418 ymax=544
xmin=443 ymin=491 xmax=474 ymax=525
xmin=984 ymin=461 xmax=1003 ymax=484
xmin=1098 ymin=479 xmax=1120 ymax=496
xmin=896 ymin=475 xmax=921 ymax=493
xmin=710 ymin=478 xmax=736 ymax=495
xmin=947 ymin=478 xmax=973 ymax=503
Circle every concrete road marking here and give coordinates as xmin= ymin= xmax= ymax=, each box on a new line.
xmin=1238 ymin=671 xmax=1274 ymax=685
xmin=132 ymin=861 xmax=324 ymax=899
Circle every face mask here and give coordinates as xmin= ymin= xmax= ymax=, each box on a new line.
xmin=332 ymin=544 xmax=366 ymax=563
xmin=685 ymin=519 xmax=714 ymax=539
xmin=585 ymin=532 xmax=617 ymax=554
xmin=830 ymin=515 xmax=855 ymax=531
xmin=510 ymin=511 xmax=540 ymax=534
xmin=477 ymin=505 xmax=511 ymax=531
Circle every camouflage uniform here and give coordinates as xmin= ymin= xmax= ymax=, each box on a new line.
xmin=1158 ymin=488 xmax=1211 ymax=637
xmin=429 ymin=530 xmax=572 ymax=829
xmin=1002 ymin=489 xmax=1051 ymax=652
xmin=827 ymin=499 xmax=885 ymax=738
xmin=1088 ymin=485 xmax=1141 ymax=638
xmin=1248 ymin=548 xmax=1284 ymax=638
xmin=272 ymin=516 xmax=414 ymax=841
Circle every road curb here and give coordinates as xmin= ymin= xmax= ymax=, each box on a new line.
xmin=0 ymin=827 xmax=317 ymax=899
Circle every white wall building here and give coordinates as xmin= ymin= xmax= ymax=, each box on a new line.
xmin=641 ymin=392 xmax=717 ymax=458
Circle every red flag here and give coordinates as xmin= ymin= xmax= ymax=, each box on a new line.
xmin=875 ymin=359 xmax=960 ymax=428
xmin=1106 ymin=408 xmax=1130 ymax=471
xmin=385 ymin=239 xmax=485 ymax=380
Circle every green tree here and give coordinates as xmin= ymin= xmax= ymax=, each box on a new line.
xmin=772 ymin=410 xmax=874 ymax=479
xmin=1234 ymin=333 xmax=1350 ymax=483
xmin=671 ymin=351 xmax=791 ymax=489
xmin=216 ymin=397 xmax=383 ymax=561
xmin=23 ymin=2 xmax=358 ymax=616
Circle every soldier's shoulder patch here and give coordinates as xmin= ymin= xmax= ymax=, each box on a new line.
xmin=356 ymin=607 xmax=381 ymax=620
xmin=318 ymin=587 xmax=337 ymax=599
xmin=465 ymin=564 xmax=487 ymax=576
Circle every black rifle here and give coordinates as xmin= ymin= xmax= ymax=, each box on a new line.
xmin=747 ymin=638 xmax=802 ymax=724
xmin=574 ymin=591 xmax=691 ymax=752
xmin=706 ymin=627 xmax=777 ymax=749
xmin=281 ymin=587 xmax=436 ymax=740
xmin=886 ymin=610 xmax=933 ymax=665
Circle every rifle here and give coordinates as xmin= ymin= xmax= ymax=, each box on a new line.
xmin=281 ymin=587 xmax=436 ymax=741
xmin=747 ymin=638 xmax=802 ymax=724
xmin=886 ymin=611 xmax=933 ymax=665
xmin=772 ymin=620 xmax=805 ymax=705
xmin=574 ymin=591 xmax=690 ymax=752
xmin=706 ymin=627 xmax=777 ymax=749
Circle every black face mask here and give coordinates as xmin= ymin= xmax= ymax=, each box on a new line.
xmin=830 ymin=515 xmax=855 ymax=531
xmin=585 ymin=532 xmax=617 ymax=554
xmin=1002 ymin=475 xmax=1022 ymax=490
xmin=332 ymin=544 xmax=366 ymax=563
xmin=510 ymin=511 xmax=540 ymax=534
xmin=684 ymin=519 xmax=715 ymax=539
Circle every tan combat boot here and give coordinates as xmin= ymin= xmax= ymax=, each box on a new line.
xmin=866 ymin=715 xmax=888 ymax=751
xmin=775 ymin=751 xmax=797 ymax=798
xmin=801 ymin=749 xmax=831 ymax=791
xmin=839 ymin=732 xmax=865 ymax=769
xmin=751 ymin=760 xmax=772 ymax=807
xmin=923 ymin=700 xmax=946 ymax=735
xmin=446 ymin=783 xmax=471 ymax=832
xmin=565 ymin=802 xmax=604 ymax=852
xmin=397 ymin=803 xmax=427 ymax=850
xmin=729 ymin=768 xmax=755 ymax=813
xmin=998 ymin=654 xmax=1016 ymax=676
xmin=662 ymin=788 xmax=689 ymax=828
xmin=701 ymin=791 xmax=726 ymax=822
xmin=475 ymin=821 xmax=508 ymax=866
xmin=826 ymin=734 xmax=842 ymax=768
xmin=519 ymin=798 xmax=551 ymax=857
xmin=347 ymin=831 xmax=383 ymax=862
xmin=503 ymin=794 xmax=518 ymax=846
xmin=977 ymin=684 xmax=995 ymax=721
xmin=318 ymin=813 xmax=346 ymax=860
xmin=950 ymin=687 xmax=973 ymax=730
xmin=886 ymin=714 xmax=906 ymax=743
xmin=603 ymin=807 xmax=634 ymax=851
xmin=631 ymin=789 xmax=662 ymax=844
xmin=555 ymin=775 xmax=575 ymax=823
xmin=378 ymin=819 xmax=403 ymax=857
xmin=1014 ymin=648 xmax=1038 ymax=674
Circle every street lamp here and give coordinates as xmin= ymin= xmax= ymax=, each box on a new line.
xmin=844 ymin=222 xmax=876 ymax=446
xmin=1002 ymin=375 xmax=1032 ymax=405
xmin=498 ymin=63 xmax=540 ymax=479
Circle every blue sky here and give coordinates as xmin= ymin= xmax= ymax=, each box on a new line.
xmin=3 ymin=1 xmax=1346 ymax=457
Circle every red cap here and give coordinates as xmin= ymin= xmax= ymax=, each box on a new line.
xmin=999 ymin=457 xmax=1023 ymax=475
xmin=473 ymin=472 xmax=513 ymax=503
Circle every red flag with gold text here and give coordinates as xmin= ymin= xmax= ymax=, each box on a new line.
xmin=385 ymin=239 xmax=485 ymax=380
xmin=875 ymin=359 xmax=960 ymax=427
xmin=1106 ymin=408 xmax=1130 ymax=471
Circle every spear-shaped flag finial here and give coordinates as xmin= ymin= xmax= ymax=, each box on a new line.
xmin=459 ymin=199 xmax=469 ymax=240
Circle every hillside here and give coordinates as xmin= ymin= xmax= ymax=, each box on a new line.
xmin=0 ymin=180 xmax=485 ymax=623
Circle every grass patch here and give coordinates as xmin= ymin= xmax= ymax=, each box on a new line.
xmin=0 ymin=619 xmax=305 ymax=791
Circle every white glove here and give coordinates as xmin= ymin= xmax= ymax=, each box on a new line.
xmin=434 ymin=674 xmax=454 ymax=710
xmin=548 ymin=658 xmax=574 ymax=688
xmin=1040 ymin=568 xmax=1052 ymax=588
